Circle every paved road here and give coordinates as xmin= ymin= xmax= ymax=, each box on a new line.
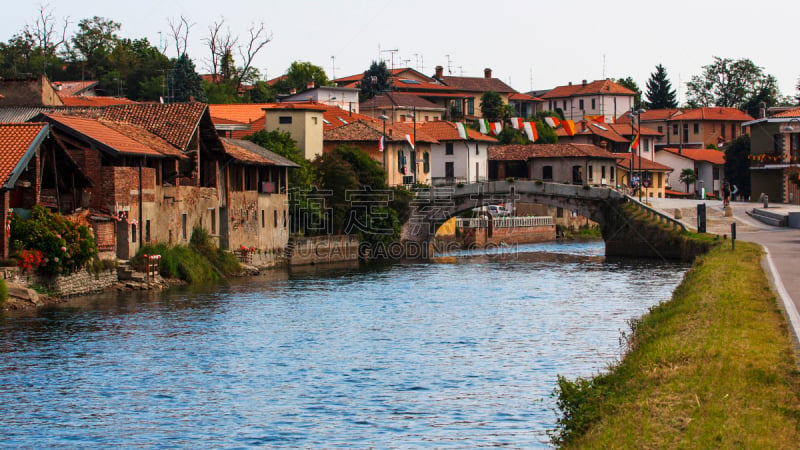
xmin=648 ymin=198 xmax=800 ymax=342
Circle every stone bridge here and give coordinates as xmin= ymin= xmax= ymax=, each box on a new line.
xmin=402 ymin=180 xmax=702 ymax=260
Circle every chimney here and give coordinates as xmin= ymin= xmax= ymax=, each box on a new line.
xmin=484 ymin=68 xmax=492 ymax=79
xmin=307 ymin=81 xmax=315 ymax=89
xmin=759 ymin=101 xmax=766 ymax=119
xmin=568 ymin=81 xmax=573 ymax=86
xmin=435 ymin=65 xmax=444 ymax=78
xmin=582 ymin=79 xmax=587 ymax=86
xmin=290 ymin=88 xmax=297 ymax=95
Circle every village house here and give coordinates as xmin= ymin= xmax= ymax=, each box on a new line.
xmin=539 ymin=79 xmax=635 ymax=123
xmin=613 ymin=152 xmax=673 ymax=199
xmin=280 ymin=85 xmax=361 ymax=114
xmin=488 ymin=143 xmax=618 ymax=186
xmin=617 ymin=107 xmax=753 ymax=150
xmin=655 ymin=147 xmax=726 ymax=197
xmin=556 ymin=120 xmax=662 ymax=155
xmin=508 ymin=92 xmax=544 ymax=119
xmin=359 ymin=92 xmax=445 ymax=123
xmin=417 ymin=121 xmax=496 ymax=185
xmin=432 ymin=67 xmax=517 ymax=120
xmin=743 ymin=107 xmax=800 ymax=204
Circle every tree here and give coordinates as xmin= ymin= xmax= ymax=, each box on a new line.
xmin=496 ymin=126 xmax=527 ymax=145
xmin=68 ymin=16 xmax=121 ymax=80
xmin=480 ymin=91 xmax=507 ymax=121
xmin=679 ymin=168 xmax=697 ymax=193
xmin=686 ymin=56 xmax=781 ymax=112
xmin=171 ymin=53 xmax=206 ymax=102
xmin=535 ymin=120 xmax=559 ymax=144
xmin=106 ymin=37 xmax=171 ymax=100
xmin=615 ymin=76 xmax=642 ymax=110
xmin=724 ymin=135 xmax=751 ymax=200
xmin=358 ymin=60 xmax=393 ymax=100
xmin=272 ymin=61 xmax=331 ymax=95
xmin=644 ymin=64 xmax=678 ymax=109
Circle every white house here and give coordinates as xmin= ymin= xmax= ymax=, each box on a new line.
xmin=281 ymin=86 xmax=361 ymax=114
xmin=655 ymin=147 xmax=726 ymax=195
xmin=418 ymin=121 xmax=496 ymax=185
xmin=539 ymin=79 xmax=635 ymax=123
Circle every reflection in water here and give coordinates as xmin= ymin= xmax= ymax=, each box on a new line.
xmin=0 ymin=241 xmax=688 ymax=448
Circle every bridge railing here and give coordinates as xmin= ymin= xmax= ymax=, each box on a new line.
xmin=625 ymin=195 xmax=688 ymax=232
xmin=456 ymin=216 xmax=553 ymax=229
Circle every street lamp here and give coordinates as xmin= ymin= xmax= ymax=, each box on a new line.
xmin=378 ymin=114 xmax=389 ymax=184
xmin=628 ymin=108 xmax=647 ymax=202
xmin=404 ymin=106 xmax=417 ymax=184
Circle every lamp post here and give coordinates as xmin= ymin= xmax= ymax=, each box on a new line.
xmin=628 ymin=108 xmax=646 ymax=202
xmin=404 ymin=106 xmax=417 ymax=184
xmin=378 ymin=114 xmax=389 ymax=184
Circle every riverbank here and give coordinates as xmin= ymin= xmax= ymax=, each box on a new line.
xmin=551 ymin=241 xmax=800 ymax=447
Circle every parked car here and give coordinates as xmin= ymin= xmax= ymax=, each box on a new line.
xmin=487 ymin=205 xmax=511 ymax=217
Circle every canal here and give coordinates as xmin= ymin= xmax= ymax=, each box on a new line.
xmin=0 ymin=241 xmax=689 ymax=448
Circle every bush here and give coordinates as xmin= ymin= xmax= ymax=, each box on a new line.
xmin=0 ymin=279 xmax=7 ymax=304
xmin=10 ymin=206 xmax=98 ymax=275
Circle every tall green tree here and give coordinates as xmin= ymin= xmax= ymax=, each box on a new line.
xmin=358 ymin=60 xmax=393 ymax=100
xmin=272 ymin=61 xmax=331 ymax=95
xmin=480 ymin=91 xmax=507 ymax=121
xmin=644 ymin=64 xmax=678 ymax=109
xmin=686 ymin=56 xmax=781 ymax=113
xmin=679 ymin=168 xmax=697 ymax=193
xmin=171 ymin=53 xmax=206 ymax=102
xmin=724 ymin=135 xmax=751 ymax=199
xmin=68 ymin=16 xmax=121 ymax=81
xmin=107 ymin=37 xmax=171 ymax=100
xmin=615 ymin=77 xmax=643 ymax=110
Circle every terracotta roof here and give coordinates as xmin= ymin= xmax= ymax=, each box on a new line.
xmin=333 ymin=68 xmax=434 ymax=84
xmin=509 ymin=92 xmax=543 ymax=102
xmin=668 ymin=107 xmax=753 ymax=122
xmin=99 ymin=102 xmax=207 ymax=150
xmin=220 ymin=139 xmax=274 ymax=165
xmin=209 ymin=103 xmax=272 ymax=124
xmin=540 ymin=79 xmax=634 ymax=99
xmin=0 ymin=122 xmax=49 ymax=188
xmin=437 ymin=75 xmax=517 ymax=94
xmin=0 ymin=106 xmax=103 ymax=123
xmin=99 ymin=120 xmax=184 ymax=158
xmin=607 ymin=123 xmax=662 ymax=137
xmin=60 ymin=96 xmax=136 ymax=107
xmin=418 ymin=121 xmax=496 ymax=143
xmin=392 ymin=78 xmax=459 ymax=92
xmin=42 ymin=114 xmax=168 ymax=157
xmin=489 ymin=143 xmax=617 ymax=161
xmin=616 ymin=109 xmax=680 ymax=124
xmin=222 ymin=138 xmax=299 ymax=167
xmin=324 ymin=119 xmax=438 ymax=144
xmin=52 ymin=80 xmax=97 ymax=96
xmin=360 ymin=92 xmax=444 ymax=111
xmin=773 ymin=107 xmax=800 ymax=118
xmin=661 ymin=147 xmax=726 ymax=165
xmin=613 ymin=153 xmax=673 ymax=171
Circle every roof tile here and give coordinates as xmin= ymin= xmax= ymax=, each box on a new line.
xmin=489 ymin=143 xmax=617 ymax=161
xmin=0 ymin=122 xmax=48 ymax=186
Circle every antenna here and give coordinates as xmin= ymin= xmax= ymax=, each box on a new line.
xmin=602 ymin=54 xmax=606 ymax=79
xmin=446 ymin=54 xmax=453 ymax=75
xmin=402 ymin=58 xmax=411 ymax=67
xmin=457 ymin=66 xmax=463 ymax=76
xmin=381 ymin=48 xmax=398 ymax=71
xmin=419 ymin=54 xmax=424 ymax=73
xmin=330 ymin=56 xmax=339 ymax=79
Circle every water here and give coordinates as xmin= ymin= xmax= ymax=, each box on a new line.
xmin=0 ymin=241 xmax=688 ymax=448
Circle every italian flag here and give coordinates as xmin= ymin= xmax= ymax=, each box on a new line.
xmin=629 ymin=132 xmax=640 ymax=152
xmin=523 ymin=122 xmax=538 ymax=142
xmin=490 ymin=122 xmax=502 ymax=136
xmin=378 ymin=135 xmax=385 ymax=151
xmin=479 ymin=119 xmax=490 ymax=134
xmin=455 ymin=122 xmax=469 ymax=139
xmin=405 ymin=133 xmax=415 ymax=149
xmin=545 ymin=116 xmax=561 ymax=128
xmin=562 ymin=120 xmax=577 ymax=136
xmin=510 ymin=117 xmax=524 ymax=129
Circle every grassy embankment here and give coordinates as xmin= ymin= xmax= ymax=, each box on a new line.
xmin=552 ymin=241 xmax=800 ymax=448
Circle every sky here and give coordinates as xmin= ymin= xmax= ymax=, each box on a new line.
xmin=3 ymin=0 xmax=799 ymax=102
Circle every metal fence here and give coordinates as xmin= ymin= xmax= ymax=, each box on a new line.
xmin=455 ymin=216 xmax=553 ymax=229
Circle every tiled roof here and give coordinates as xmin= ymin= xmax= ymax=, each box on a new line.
xmin=613 ymin=153 xmax=673 ymax=171
xmin=509 ymin=92 xmax=543 ymax=102
xmin=360 ymin=92 xmax=444 ymax=110
xmin=661 ymin=147 xmax=726 ymax=165
xmin=324 ymin=119 xmax=438 ymax=144
xmin=540 ymin=79 xmax=634 ymax=99
xmin=773 ymin=107 xmax=800 ymax=118
xmin=52 ymin=80 xmax=97 ymax=96
xmin=220 ymin=139 xmax=275 ymax=165
xmin=0 ymin=122 xmax=48 ymax=188
xmin=60 ymin=96 xmax=136 ymax=107
xmin=0 ymin=106 xmax=103 ymax=123
xmin=489 ymin=143 xmax=617 ymax=161
xmin=222 ymin=138 xmax=299 ymax=167
xmin=43 ymin=114 xmax=171 ymax=158
xmin=668 ymin=107 xmax=753 ymax=122
xmin=418 ymin=121 xmax=496 ymax=142
xmin=209 ymin=103 xmax=273 ymax=124
xmin=607 ymin=123 xmax=662 ymax=137
xmin=333 ymin=68 xmax=434 ymax=84
xmin=100 ymin=102 xmax=207 ymax=150
xmin=393 ymin=78 xmax=459 ymax=92
xmin=99 ymin=120 xmax=184 ymax=158
xmin=437 ymin=75 xmax=517 ymax=94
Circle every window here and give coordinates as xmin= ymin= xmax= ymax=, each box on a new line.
xmin=791 ymin=134 xmax=800 ymax=152
xmin=400 ymin=115 xmax=406 ymax=122
xmin=210 ymin=209 xmax=216 ymax=234
xmin=274 ymin=210 xmax=278 ymax=227
xmin=658 ymin=125 xmax=663 ymax=134
xmin=181 ymin=213 xmax=187 ymax=240
xmin=557 ymin=207 xmax=564 ymax=218
xmin=261 ymin=210 xmax=265 ymax=228
xmin=445 ymin=162 xmax=454 ymax=178
xmin=279 ymin=116 xmax=292 ymax=124
xmin=579 ymin=99 xmax=584 ymax=110
xmin=284 ymin=210 xmax=287 ymax=229
xmin=312 ymin=117 xmax=318 ymax=124
xmin=610 ymin=166 xmax=615 ymax=181
xmin=467 ymin=98 xmax=474 ymax=115
xmin=672 ymin=124 xmax=678 ymax=135
xmin=562 ymin=100 xmax=567 ymax=110
xmin=549 ymin=101 xmax=553 ymax=110
xmin=588 ymin=165 xmax=593 ymax=180
xmin=591 ymin=98 xmax=596 ymax=109
xmin=397 ymin=151 xmax=406 ymax=173
xmin=720 ymin=123 xmax=726 ymax=139
xmin=423 ymin=152 xmax=430 ymax=173
xmin=731 ymin=123 xmax=736 ymax=139
xmin=693 ymin=123 xmax=699 ymax=134
xmin=475 ymin=145 xmax=479 ymax=155
xmin=542 ymin=165 xmax=553 ymax=180
xmin=601 ymin=166 xmax=606 ymax=180
xmin=683 ymin=123 xmax=689 ymax=141
xmin=445 ymin=142 xmax=454 ymax=155
xmin=572 ymin=166 xmax=583 ymax=184
xmin=131 ymin=223 xmax=137 ymax=243
xmin=424 ymin=116 xmax=429 ymax=122
xmin=145 ymin=220 xmax=151 ymax=243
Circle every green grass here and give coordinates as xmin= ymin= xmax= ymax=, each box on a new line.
xmin=552 ymin=242 xmax=800 ymax=448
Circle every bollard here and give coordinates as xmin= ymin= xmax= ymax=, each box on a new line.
xmin=764 ymin=195 xmax=769 ymax=208
xmin=731 ymin=222 xmax=736 ymax=250
xmin=697 ymin=203 xmax=707 ymax=233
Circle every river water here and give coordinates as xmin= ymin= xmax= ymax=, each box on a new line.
xmin=0 ymin=241 xmax=688 ymax=448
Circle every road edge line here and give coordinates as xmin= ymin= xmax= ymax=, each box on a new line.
xmin=763 ymin=246 xmax=800 ymax=341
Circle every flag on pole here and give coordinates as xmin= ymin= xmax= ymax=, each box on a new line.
xmin=479 ymin=118 xmax=490 ymax=134
xmin=544 ymin=116 xmax=561 ymax=128
xmin=523 ymin=121 xmax=538 ymax=142
xmin=629 ymin=132 xmax=640 ymax=152
xmin=509 ymin=117 xmax=524 ymax=129
xmin=562 ymin=120 xmax=577 ymax=136
xmin=585 ymin=114 xmax=605 ymax=123
xmin=405 ymin=133 xmax=415 ymax=149
xmin=490 ymin=122 xmax=502 ymax=136
xmin=455 ymin=122 xmax=469 ymax=140
xmin=378 ymin=135 xmax=385 ymax=151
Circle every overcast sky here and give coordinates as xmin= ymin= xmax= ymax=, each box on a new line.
xmin=3 ymin=0 xmax=798 ymax=102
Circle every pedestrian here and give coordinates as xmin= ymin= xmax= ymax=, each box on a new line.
xmin=731 ymin=184 xmax=739 ymax=202
xmin=722 ymin=181 xmax=731 ymax=207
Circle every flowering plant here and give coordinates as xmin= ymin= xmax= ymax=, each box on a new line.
xmin=17 ymin=249 xmax=44 ymax=272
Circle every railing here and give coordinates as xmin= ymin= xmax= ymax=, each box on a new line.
xmin=456 ymin=216 xmax=553 ymax=229
xmin=625 ymin=195 xmax=688 ymax=232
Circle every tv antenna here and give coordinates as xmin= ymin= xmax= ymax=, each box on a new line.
xmin=330 ymin=56 xmax=339 ymax=79
xmin=445 ymin=54 xmax=453 ymax=74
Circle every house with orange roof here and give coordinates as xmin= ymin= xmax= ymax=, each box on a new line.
xmin=488 ymin=143 xmax=619 ymax=187
xmin=616 ymin=109 xmax=680 ymax=148
xmin=281 ymin=85 xmax=361 ymax=114
xmin=432 ymin=66 xmax=517 ymax=120
xmin=557 ymin=120 xmax=662 ymax=157
xmin=359 ymin=92 xmax=446 ymax=123
xmin=613 ymin=152 xmax=673 ymax=199
xmin=508 ymin=92 xmax=544 ymax=118
xmin=58 ymin=96 xmax=136 ymax=107
xmin=540 ymin=79 xmax=635 ymax=122
xmin=324 ymin=119 xmax=438 ymax=186
xmin=666 ymin=107 xmax=753 ymax=150
xmin=655 ymin=147 xmax=727 ymax=196
xmin=743 ymin=107 xmax=800 ymax=204
xmin=51 ymin=80 xmax=99 ymax=97
xmin=0 ymin=75 xmax=64 ymax=107
xmin=29 ymin=103 xmax=297 ymax=260
xmin=418 ymin=121 xmax=496 ymax=185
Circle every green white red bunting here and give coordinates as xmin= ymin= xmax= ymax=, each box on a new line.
xmin=455 ymin=122 xmax=469 ymax=139
xmin=479 ymin=119 xmax=489 ymax=134
xmin=489 ymin=122 xmax=502 ymax=135
xmin=405 ymin=133 xmax=415 ymax=149
xmin=545 ymin=116 xmax=561 ymax=128
xmin=523 ymin=122 xmax=538 ymax=142
xmin=510 ymin=117 xmax=524 ymax=129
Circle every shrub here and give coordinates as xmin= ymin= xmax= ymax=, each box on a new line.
xmin=0 ymin=279 xmax=7 ymax=304
xmin=10 ymin=205 xmax=98 ymax=275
